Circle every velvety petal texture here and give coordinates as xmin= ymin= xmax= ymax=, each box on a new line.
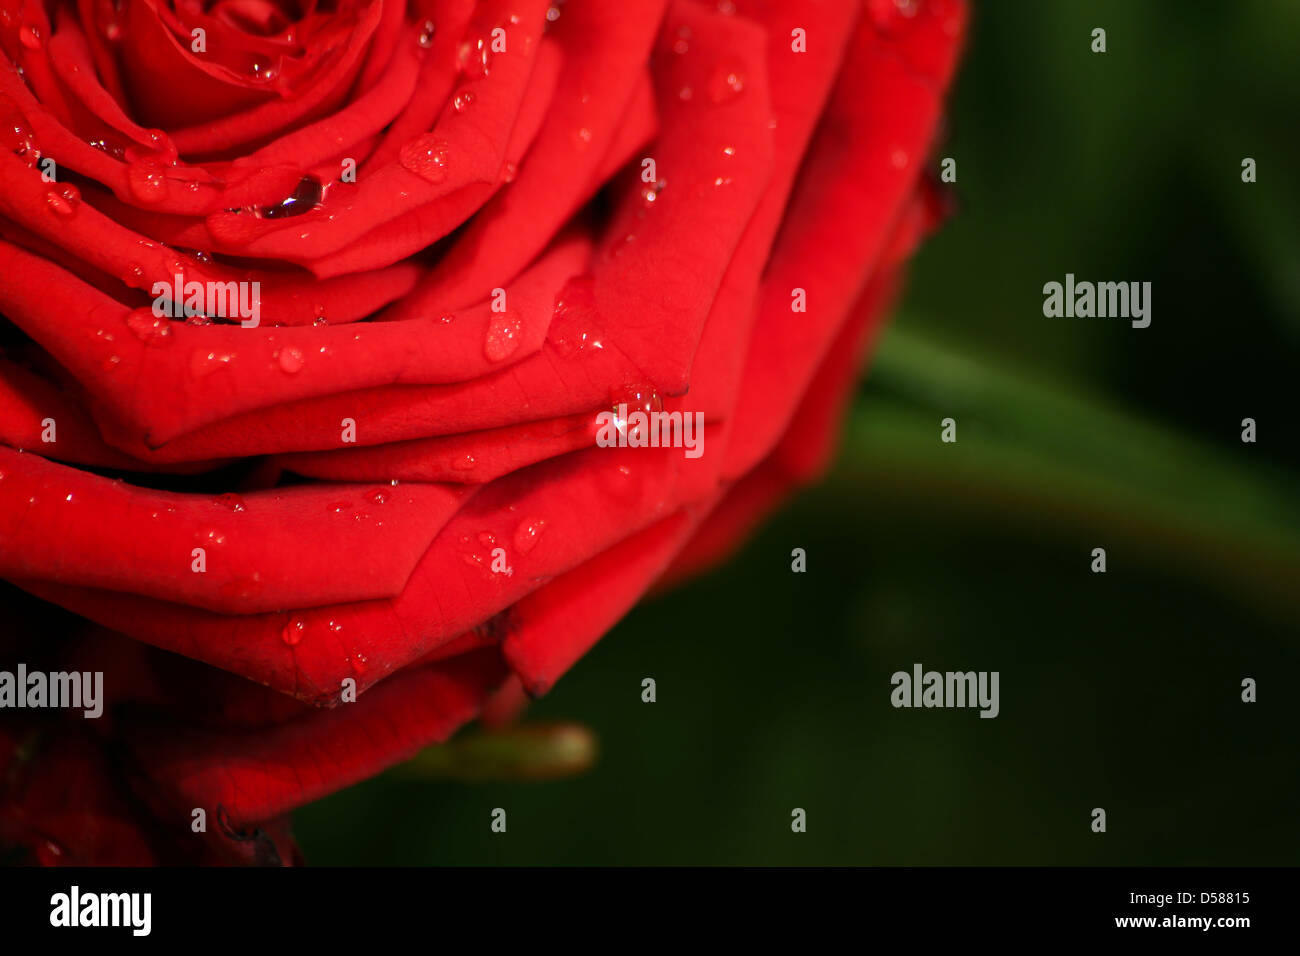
xmin=0 ymin=0 xmax=966 ymax=863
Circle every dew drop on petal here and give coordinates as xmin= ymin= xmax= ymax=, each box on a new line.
xmin=215 ymin=492 xmax=246 ymax=512
xmin=191 ymin=350 xmax=235 ymax=377
xmin=453 ymin=89 xmax=476 ymax=112
xmin=127 ymin=159 xmax=169 ymax=204
xmin=484 ymin=311 xmax=522 ymax=361
xmin=457 ymin=36 xmax=492 ymax=78
xmin=276 ymin=345 xmax=305 ymax=374
xmin=281 ymin=617 xmax=305 ymax=646
xmin=125 ymin=307 xmax=174 ymax=347
xmin=399 ymin=134 xmax=451 ymax=184
xmin=641 ymin=178 xmax=667 ymax=205
xmin=451 ymin=454 xmax=476 ymax=472
xmin=513 ymin=517 xmax=547 ymax=554
xmin=609 ymin=382 xmax=663 ymax=417
xmin=417 ymin=19 xmax=436 ymax=48
xmin=551 ymin=277 xmax=605 ymax=358
xmin=18 ymin=25 xmax=41 ymax=50
xmin=708 ymin=63 xmax=746 ymax=103
xmin=45 ymin=184 xmax=80 ymax=218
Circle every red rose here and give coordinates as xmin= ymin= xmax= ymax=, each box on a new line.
xmin=0 ymin=0 xmax=964 ymax=863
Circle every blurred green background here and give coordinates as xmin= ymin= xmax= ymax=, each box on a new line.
xmin=297 ymin=0 xmax=1300 ymax=864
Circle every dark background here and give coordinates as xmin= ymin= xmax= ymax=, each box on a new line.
xmin=297 ymin=0 xmax=1300 ymax=864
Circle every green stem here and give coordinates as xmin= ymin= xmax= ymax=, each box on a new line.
xmin=827 ymin=322 xmax=1300 ymax=620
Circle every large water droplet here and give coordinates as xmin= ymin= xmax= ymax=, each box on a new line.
xmin=417 ymin=19 xmax=436 ymax=48
xmin=484 ymin=311 xmax=522 ymax=362
xmin=257 ymin=177 xmax=322 ymax=220
xmin=513 ymin=518 xmax=547 ymax=554
xmin=608 ymin=383 xmax=663 ymax=432
xmin=125 ymin=307 xmax=174 ymax=347
xmin=281 ymin=617 xmax=305 ymax=646
xmin=399 ymin=134 xmax=451 ymax=184
xmin=45 ymin=184 xmax=80 ymax=218
xmin=453 ymin=89 xmax=476 ymax=112
xmin=457 ymin=36 xmax=492 ymax=78
xmin=127 ymin=159 xmax=169 ymax=204
xmin=276 ymin=346 xmax=305 ymax=374
xmin=548 ymin=275 xmax=604 ymax=357
xmin=215 ymin=492 xmax=246 ymax=512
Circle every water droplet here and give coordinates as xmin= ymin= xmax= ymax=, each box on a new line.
xmin=417 ymin=19 xmax=436 ymax=48
xmin=641 ymin=178 xmax=667 ymax=205
xmin=276 ymin=346 xmax=305 ymax=374
xmin=457 ymin=36 xmax=492 ymax=78
xmin=313 ymin=314 xmax=329 ymax=327
xmin=713 ymin=175 xmax=734 ymax=188
xmin=453 ymin=89 xmax=476 ymax=112
xmin=576 ymin=126 xmax=593 ymax=146
xmin=350 ymin=653 xmax=368 ymax=673
xmin=127 ymin=159 xmax=169 ymax=204
xmin=451 ymin=454 xmax=476 ymax=471
xmin=890 ymin=147 xmax=909 ymax=170
xmin=513 ymin=518 xmax=547 ymax=554
xmin=203 ymin=529 xmax=227 ymax=546
xmin=257 ymin=177 xmax=322 ymax=220
xmin=18 ymin=25 xmax=42 ymax=50
xmin=45 ymin=184 xmax=80 ymax=217
xmin=502 ymin=161 xmax=518 ymax=183
xmin=484 ymin=311 xmax=522 ymax=361
xmin=608 ymin=383 xmax=663 ymax=431
xmin=281 ymin=617 xmax=305 ymax=646
xmin=722 ymin=145 xmax=736 ymax=157
xmin=672 ymin=25 xmax=692 ymax=54
xmin=100 ymin=354 xmax=122 ymax=372
xmin=549 ymin=275 xmax=604 ymax=357
xmin=399 ymin=134 xmax=451 ymax=184
xmin=215 ymin=492 xmax=246 ymax=512
xmin=366 ymin=489 xmax=388 ymax=505
xmin=124 ymin=128 xmax=178 ymax=165
xmin=125 ymin=307 xmax=174 ymax=347
xmin=328 ymin=619 xmax=344 ymax=633
xmin=191 ymin=350 xmax=235 ymax=377
xmin=708 ymin=63 xmax=746 ymax=103
xmin=545 ymin=4 xmax=563 ymax=26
